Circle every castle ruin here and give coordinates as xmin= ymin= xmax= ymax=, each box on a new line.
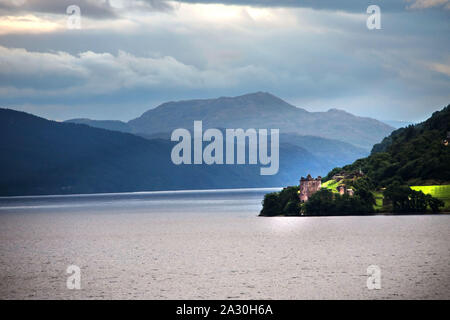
xmin=336 ymin=185 xmax=354 ymax=196
xmin=299 ymin=174 xmax=322 ymax=202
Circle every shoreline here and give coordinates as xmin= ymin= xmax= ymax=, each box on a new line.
xmin=259 ymin=212 xmax=450 ymax=217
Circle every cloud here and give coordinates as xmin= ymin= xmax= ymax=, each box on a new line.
xmin=405 ymin=0 xmax=450 ymax=9
xmin=0 ymin=0 xmax=174 ymax=18
xmin=172 ymin=0 xmax=415 ymax=12
xmin=0 ymin=14 xmax=63 ymax=34
xmin=0 ymin=0 xmax=116 ymax=18
xmin=427 ymin=61 xmax=450 ymax=76
xmin=0 ymin=1 xmax=448 ymax=122
xmin=2 ymin=0 xmax=447 ymax=19
xmin=0 ymin=45 xmax=276 ymax=98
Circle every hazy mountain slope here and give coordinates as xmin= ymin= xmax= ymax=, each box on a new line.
xmin=0 ymin=108 xmax=336 ymax=196
xmin=135 ymin=130 xmax=368 ymax=170
xmin=0 ymin=109 xmax=174 ymax=195
xmin=128 ymin=92 xmax=394 ymax=149
xmin=279 ymin=133 xmax=368 ymax=168
xmin=65 ymin=118 xmax=132 ymax=133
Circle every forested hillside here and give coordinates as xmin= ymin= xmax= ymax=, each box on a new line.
xmin=324 ymin=105 xmax=450 ymax=187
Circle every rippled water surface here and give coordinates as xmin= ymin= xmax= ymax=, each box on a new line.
xmin=0 ymin=188 xmax=449 ymax=299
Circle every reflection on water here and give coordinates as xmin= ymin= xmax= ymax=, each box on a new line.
xmin=0 ymin=188 xmax=449 ymax=299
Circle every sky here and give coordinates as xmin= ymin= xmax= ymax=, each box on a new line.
xmin=0 ymin=0 xmax=449 ymax=122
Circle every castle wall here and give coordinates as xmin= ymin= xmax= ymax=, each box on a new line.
xmin=299 ymin=175 xmax=322 ymax=202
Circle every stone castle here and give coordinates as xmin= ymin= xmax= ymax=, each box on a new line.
xmin=299 ymin=172 xmax=361 ymax=203
xmin=298 ymin=174 xmax=322 ymax=202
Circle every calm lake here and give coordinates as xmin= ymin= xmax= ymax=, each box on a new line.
xmin=0 ymin=188 xmax=449 ymax=299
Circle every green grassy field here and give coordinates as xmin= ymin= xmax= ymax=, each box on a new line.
xmin=411 ymin=185 xmax=450 ymax=210
xmin=321 ymin=179 xmax=340 ymax=193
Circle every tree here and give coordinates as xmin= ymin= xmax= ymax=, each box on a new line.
xmin=383 ymin=183 xmax=411 ymax=213
xmin=304 ymin=189 xmax=335 ymax=215
xmin=383 ymin=183 xmax=444 ymax=213
xmin=260 ymin=192 xmax=281 ymax=216
xmin=353 ymin=177 xmax=376 ymax=208
xmin=427 ymin=195 xmax=445 ymax=213
xmin=284 ymin=200 xmax=300 ymax=216
xmin=260 ymin=186 xmax=301 ymax=216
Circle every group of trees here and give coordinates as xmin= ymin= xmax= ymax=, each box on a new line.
xmin=383 ymin=183 xmax=444 ymax=213
xmin=303 ymin=190 xmax=373 ymax=215
xmin=260 ymin=178 xmax=445 ymax=216
xmin=260 ymin=178 xmax=377 ymax=216
xmin=259 ymin=186 xmax=300 ymax=216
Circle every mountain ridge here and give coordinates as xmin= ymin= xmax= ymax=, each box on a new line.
xmin=67 ymin=92 xmax=393 ymax=150
xmin=1 ymin=107 xmax=359 ymax=196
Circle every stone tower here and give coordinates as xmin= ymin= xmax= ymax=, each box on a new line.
xmin=299 ymin=174 xmax=322 ymax=202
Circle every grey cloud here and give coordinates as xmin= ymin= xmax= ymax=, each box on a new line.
xmin=0 ymin=0 xmax=174 ymax=18
xmin=173 ymin=0 xmax=410 ymax=12
xmin=405 ymin=0 xmax=450 ymax=9
xmin=0 ymin=0 xmax=116 ymax=18
xmin=0 ymin=46 xmax=277 ymax=97
xmin=0 ymin=1 xmax=448 ymax=122
xmin=1 ymin=0 xmax=448 ymax=20
xmin=173 ymin=0 xmax=450 ymax=12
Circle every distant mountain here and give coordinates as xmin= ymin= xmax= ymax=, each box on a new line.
xmin=0 ymin=108 xmax=353 ymax=196
xmin=127 ymin=92 xmax=394 ymax=149
xmin=65 ymin=118 xmax=132 ymax=133
xmin=380 ymin=119 xmax=415 ymax=129
xmin=3 ymin=92 xmax=387 ymax=196
xmin=324 ymin=104 xmax=450 ymax=186
xmin=66 ymin=92 xmax=393 ymax=150
xmin=133 ymin=129 xmax=368 ymax=171
xmin=279 ymin=133 xmax=367 ymax=169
